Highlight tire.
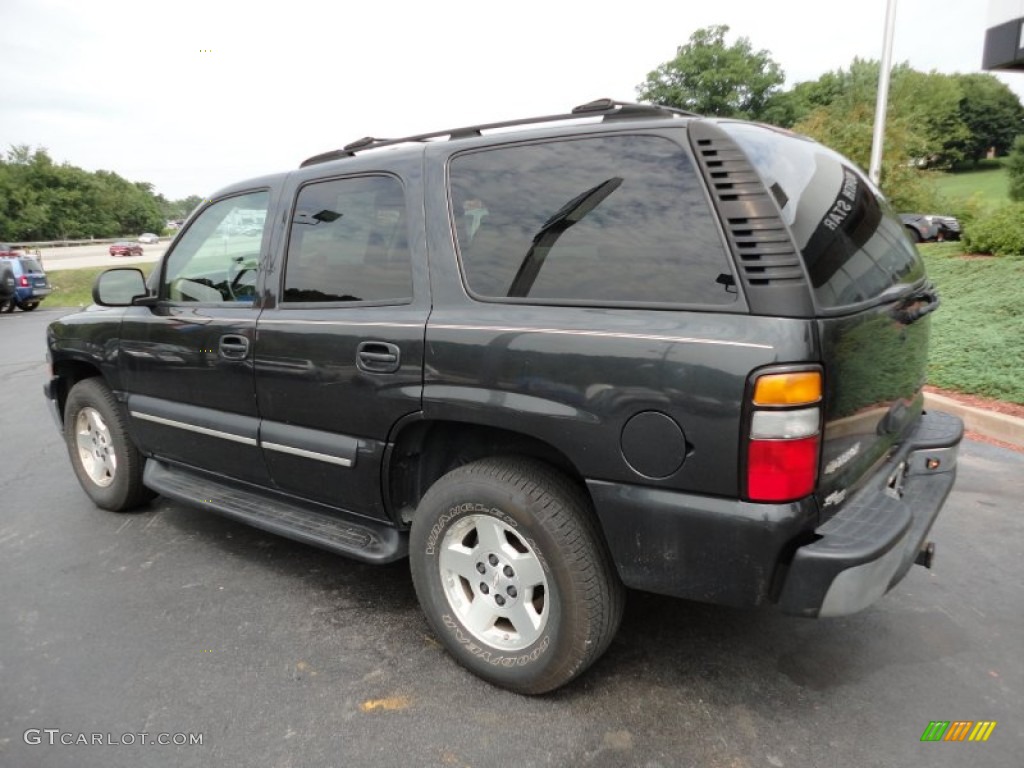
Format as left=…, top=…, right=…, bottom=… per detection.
left=906, top=226, right=923, bottom=243
left=0, top=297, right=14, bottom=313
left=409, top=457, right=624, bottom=694
left=63, top=378, right=155, bottom=512
left=17, top=301, right=39, bottom=311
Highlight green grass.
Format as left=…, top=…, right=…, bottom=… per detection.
left=934, top=166, right=1009, bottom=210
left=921, top=242, right=1024, bottom=404
left=47, top=264, right=153, bottom=308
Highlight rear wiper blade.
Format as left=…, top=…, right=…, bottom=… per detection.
left=507, top=177, right=623, bottom=298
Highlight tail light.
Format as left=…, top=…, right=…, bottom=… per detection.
left=745, top=369, right=823, bottom=502
left=18, top=275, right=29, bottom=287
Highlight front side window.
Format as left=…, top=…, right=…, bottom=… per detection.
left=162, top=190, right=269, bottom=303
left=283, top=175, right=412, bottom=304
left=449, top=135, right=734, bottom=305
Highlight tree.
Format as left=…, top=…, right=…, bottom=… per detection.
left=888, top=67, right=968, bottom=168
left=784, top=59, right=986, bottom=211
left=0, top=145, right=167, bottom=240
left=636, top=25, right=785, bottom=120
left=1008, top=135, right=1024, bottom=201
left=791, top=78, right=946, bottom=211
left=174, top=194, right=205, bottom=219
left=949, top=74, right=1024, bottom=165
left=759, top=72, right=848, bottom=128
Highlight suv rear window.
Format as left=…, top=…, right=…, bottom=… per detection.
left=20, top=258, right=43, bottom=273
left=720, top=122, right=924, bottom=309
left=449, top=135, right=735, bottom=306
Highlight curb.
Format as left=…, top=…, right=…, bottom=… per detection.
left=925, top=392, right=1024, bottom=449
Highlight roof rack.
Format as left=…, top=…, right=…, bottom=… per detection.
left=299, top=99, right=699, bottom=168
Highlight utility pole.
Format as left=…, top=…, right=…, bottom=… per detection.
left=868, top=0, right=899, bottom=186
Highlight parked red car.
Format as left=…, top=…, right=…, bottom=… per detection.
left=109, top=242, right=144, bottom=257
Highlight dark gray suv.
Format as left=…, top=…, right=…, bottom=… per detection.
left=44, top=99, right=963, bottom=693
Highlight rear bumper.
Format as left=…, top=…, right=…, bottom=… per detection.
left=17, top=286, right=51, bottom=302
left=588, top=483, right=819, bottom=610
left=777, top=410, right=963, bottom=617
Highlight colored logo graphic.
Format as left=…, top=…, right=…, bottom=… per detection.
left=921, top=721, right=997, bottom=742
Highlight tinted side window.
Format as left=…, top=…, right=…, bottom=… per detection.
left=163, top=190, right=269, bottom=303
left=721, top=122, right=925, bottom=308
left=283, top=175, right=412, bottom=304
left=449, top=135, right=734, bottom=305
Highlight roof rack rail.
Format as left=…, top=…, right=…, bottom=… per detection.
left=298, top=99, right=698, bottom=168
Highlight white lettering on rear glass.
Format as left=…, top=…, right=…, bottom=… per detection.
left=822, top=170, right=860, bottom=232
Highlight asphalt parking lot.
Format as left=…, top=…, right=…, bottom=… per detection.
left=1, top=308, right=1021, bottom=768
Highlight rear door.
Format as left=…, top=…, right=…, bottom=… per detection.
left=722, top=123, right=933, bottom=516
left=254, top=162, right=429, bottom=521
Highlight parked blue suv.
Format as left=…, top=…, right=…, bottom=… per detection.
left=0, top=254, right=51, bottom=312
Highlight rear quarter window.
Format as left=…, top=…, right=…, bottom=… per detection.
left=720, top=122, right=925, bottom=309
left=448, top=134, right=736, bottom=306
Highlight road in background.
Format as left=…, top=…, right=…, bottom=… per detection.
left=34, top=242, right=166, bottom=271
left=1, top=308, right=1021, bottom=768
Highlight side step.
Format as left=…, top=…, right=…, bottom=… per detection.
left=144, top=460, right=407, bottom=563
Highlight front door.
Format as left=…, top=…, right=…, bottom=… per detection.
left=254, top=171, right=428, bottom=520
left=118, top=189, right=272, bottom=485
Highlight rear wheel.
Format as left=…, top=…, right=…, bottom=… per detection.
left=17, top=301, right=39, bottom=311
left=409, top=457, right=624, bottom=694
left=63, top=378, right=155, bottom=511
left=906, top=226, right=923, bottom=243
left=0, top=298, right=14, bottom=313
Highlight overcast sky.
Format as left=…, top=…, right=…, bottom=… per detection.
left=1, top=0, right=1018, bottom=200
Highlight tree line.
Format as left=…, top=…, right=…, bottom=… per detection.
left=0, top=146, right=202, bottom=242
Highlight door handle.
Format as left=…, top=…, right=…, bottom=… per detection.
left=357, top=341, right=400, bottom=373
left=219, top=334, right=250, bottom=360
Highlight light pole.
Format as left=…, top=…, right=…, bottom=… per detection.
left=868, top=0, right=899, bottom=186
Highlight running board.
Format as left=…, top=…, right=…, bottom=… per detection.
left=144, top=460, right=407, bottom=563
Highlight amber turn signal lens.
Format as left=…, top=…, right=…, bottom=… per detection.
left=753, top=371, right=822, bottom=406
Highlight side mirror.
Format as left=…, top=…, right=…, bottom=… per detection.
left=92, top=268, right=151, bottom=307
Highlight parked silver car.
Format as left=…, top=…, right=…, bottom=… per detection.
left=899, top=213, right=961, bottom=243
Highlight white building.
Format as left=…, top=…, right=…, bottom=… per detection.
left=984, top=0, right=1024, bottom=70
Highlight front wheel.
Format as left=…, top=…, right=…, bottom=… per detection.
left=409, top=457, right=624, bottom=694
left=63, top=378, right=155, bottom=511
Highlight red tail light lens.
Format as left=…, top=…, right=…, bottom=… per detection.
left=747, top=436, right=819, bottom=501
left=18, top=275, right=29, bottom=286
